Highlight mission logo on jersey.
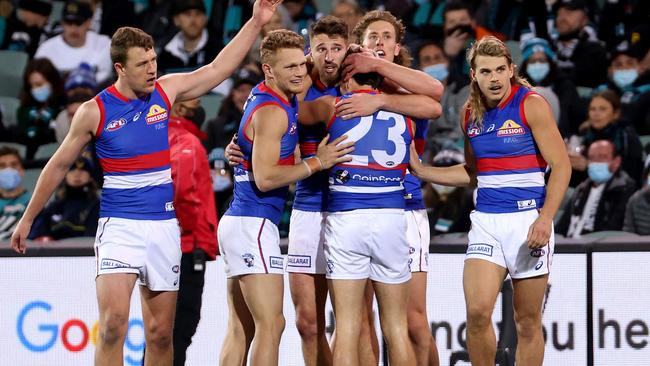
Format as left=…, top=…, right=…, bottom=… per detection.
left=496, top=120, right=525, bottom=137
left=146, top=104, right=168, bottom=124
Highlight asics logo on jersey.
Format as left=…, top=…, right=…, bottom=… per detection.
left=133, top=111, right=142, bottom=121
left=496, top=120, right=525, bottom=137
left=146, top=104, right=168, bottom=124
left=106, top=118, right=126, bottom=132
left=351, top=173, right=402, bottom=182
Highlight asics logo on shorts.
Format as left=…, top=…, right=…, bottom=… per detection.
left=100, top=258, right=132, bottom=270
left=535, top=261, right=544, bottom=270
left=242, top=253, right=255, bottom=267
left=467, top=243, right=493, bottom=257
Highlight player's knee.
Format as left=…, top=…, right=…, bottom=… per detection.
left=258, top=313, right=286, bottom=338
left=407, top=314, right=431, bottom=342
left=99, top=312, right=129, bottom=346
left=466, top=305, right=492, bottom=331
left=514, top=312, right=542, bottom=339
left=295, top=309, right=319, bottom=341
left=145, top=320, right=173, bottom=350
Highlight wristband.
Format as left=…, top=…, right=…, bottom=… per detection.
left=305, top=157, right=322, bottom=173
left=302, top=160, right=312, bottom=175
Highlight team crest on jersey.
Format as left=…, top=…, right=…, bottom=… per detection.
left=496, top=120, right=525, bottom=137
left=106, top=118, right=126, bottom=132
left=146, top=104, right=168, bottom=124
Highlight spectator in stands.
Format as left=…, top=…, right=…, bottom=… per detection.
left=29, top=156, right=99, bottom=240
left=0, top=0, right=52, bottom=57
left=204, top=71, right=260, bottom=154
left=52, top=63, right=97, bottom=143
left=331, top=0, right=364, bottom=38
left=138, top=0, right=177, bottom=52
left=557, top=140, right=637, bottom=237
left=442, top=1, right=504, bottom=85
left=567, top=90, right=644, bottom=186
left=0, top=146, right=31, bottom=241
left=623, top=24, right=650, bottom=135
left=519, top=36, right=586, bottom=136
left=34, top=0, right=112, bottom=83
left=168, top=98, right=218, bottom=366
left=417, top=41, right=468, bottom=154
left=422, top=149, right=473, bottom=235
left=623, top=157, right=650, bottom=235
left=283, top=0, right=317, bottom=36
left=16, top=58, right=64, bottom=159
left=157, top=0, right=223, bottom=76
left=552, top=0, right=608, bottom=89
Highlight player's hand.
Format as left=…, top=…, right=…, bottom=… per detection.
left=335, top=93, right=383, bottom=120
left=11, top=219, right=32, bottom=254
left=341, top=49, right=380, bottom=81
left=225, top=135, right=244, bottom=166
left=252, top=0, right=282, bottom=27
left=526, top=214, right=552, bottom=249
left=316, top=134, right=354, bottom=169
left=408, top=142, right=425, bottom=178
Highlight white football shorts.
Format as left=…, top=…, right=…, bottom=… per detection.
left=287, top=209, right=327, bottom=274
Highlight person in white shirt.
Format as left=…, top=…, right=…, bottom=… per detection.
left=35, top=0, right=112, bottom=83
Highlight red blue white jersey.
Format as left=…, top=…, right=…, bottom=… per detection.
left=465, top=85, right=547, bottom=213
left=293, top=79, right=341, bottom=212
left=404, top=118, right=429, bottom=211
left=327, top=90, right=413, bottom=212
left=94, top=83, right=175, bottom=220
left=225, top=82, right=299, bottom=225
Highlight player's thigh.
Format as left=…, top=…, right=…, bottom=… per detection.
left=139, top=287, right=178, bottom=333
left=407, top=272, right=428, bottom=314
left=240, top=273, right=285, bottom=323
left=289, top=272, right=328, bottom=314
left=373, top=280, right=410, bottom=328
left=96, top=273, right=138, bottom=315
left=287, top=210, right=327, bottom=274
left=463, top=259, right=507, bottom=314
left=512, top=274, right=549, bottom=320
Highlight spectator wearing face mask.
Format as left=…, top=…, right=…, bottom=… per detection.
left=556, top=139, right=637, bottom=237
left=520, top=37, right=587, bottom=137
left=168, top=98, right=218, bottom=366
left=29, top=156, right=100, bottom=240
left=623, top=157, right=650, bottom=235
left=0, top=146, right=31, bottom=241
left=422, top=149, right=473, bottom=235
left=15, top=58, right=65, bottom=159
left=417, top=40, right=469, bottom=154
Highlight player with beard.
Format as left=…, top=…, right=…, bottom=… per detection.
left=11, top=2, right=283, bottom=365
left=226, top=14, right=442, bottom=366
left=409, top=36, right=570, bottom=366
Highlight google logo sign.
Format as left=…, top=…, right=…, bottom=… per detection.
left=17, top=301, right=144, bottom=365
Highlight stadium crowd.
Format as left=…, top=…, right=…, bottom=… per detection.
left=1, top=0, right=650, bottom=241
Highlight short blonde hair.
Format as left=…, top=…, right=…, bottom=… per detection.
left=260, top=30, right=306, bottom=65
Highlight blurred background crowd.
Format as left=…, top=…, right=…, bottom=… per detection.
left=1, top=0, right=650, bottom=243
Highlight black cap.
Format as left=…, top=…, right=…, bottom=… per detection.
left=18, top=0, right=53, bottom=16
left=557, top=0, right=588, bottom=12
left=171, top=0, right=206, bottom=16
left=63, top=1, right=93, bottom=24
left=232, top=68, right=262, bottom=89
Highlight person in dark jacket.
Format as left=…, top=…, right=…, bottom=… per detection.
left=567, top=90, right=644, bottom=186
left=0, top=0, right=52, bottom=57
left=557, top=140, right=637, bottom=237
left=157, top=0, right=223, bottom=76
left=29, top=156, right=99, bottom=240
left=168, top=98, right=218, bottom=366
left=623, top=158, right=650, bottom=235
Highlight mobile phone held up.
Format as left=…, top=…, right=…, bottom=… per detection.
left=447, top=24, right=473, bottom=37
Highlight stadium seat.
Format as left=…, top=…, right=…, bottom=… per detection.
left=22, top=168, right=42, bottom=193
left=34, top=142, right=60, bottom=161
left=200, top=93, right=224, bottom=122
left=0, top=142, right=27, bottom=159
left=0, top=96, right=20, bottom=126
left=0, top=50, right=29, bottom=98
